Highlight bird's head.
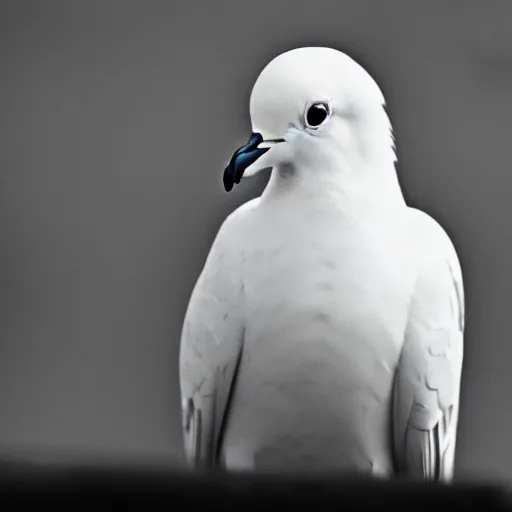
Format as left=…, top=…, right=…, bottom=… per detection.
left=223, top=47, right=396, bottom=192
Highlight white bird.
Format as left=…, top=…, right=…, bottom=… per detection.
left=179, top=47, right=464, bottom=481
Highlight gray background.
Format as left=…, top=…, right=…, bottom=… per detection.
left=1, top=0, right=511, bottom=482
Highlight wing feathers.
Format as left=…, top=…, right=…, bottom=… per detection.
left=180, top=204, right=253, bottom=469
left=393, top=211, right=464, bottom=482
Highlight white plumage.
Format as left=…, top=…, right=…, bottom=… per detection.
left=179, top=47, right=464, bottom=480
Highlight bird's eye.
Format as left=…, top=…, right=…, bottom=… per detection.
left=305, top=102, right=330, bottom=128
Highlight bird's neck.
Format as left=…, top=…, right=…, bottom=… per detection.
left=261, top=160, right=406, bottom=212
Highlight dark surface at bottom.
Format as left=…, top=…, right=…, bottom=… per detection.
left=0, top=460, right=511, bottom=509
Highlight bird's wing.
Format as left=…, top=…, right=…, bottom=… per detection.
left=393, top=210, right=465, bottom=481
left=179, top=203, right=253, bottom=469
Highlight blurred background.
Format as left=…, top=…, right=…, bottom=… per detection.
left=0, top=0, right=511, bottom=482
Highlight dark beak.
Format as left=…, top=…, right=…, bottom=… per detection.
left=223, top=132, right=283, bottom=192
